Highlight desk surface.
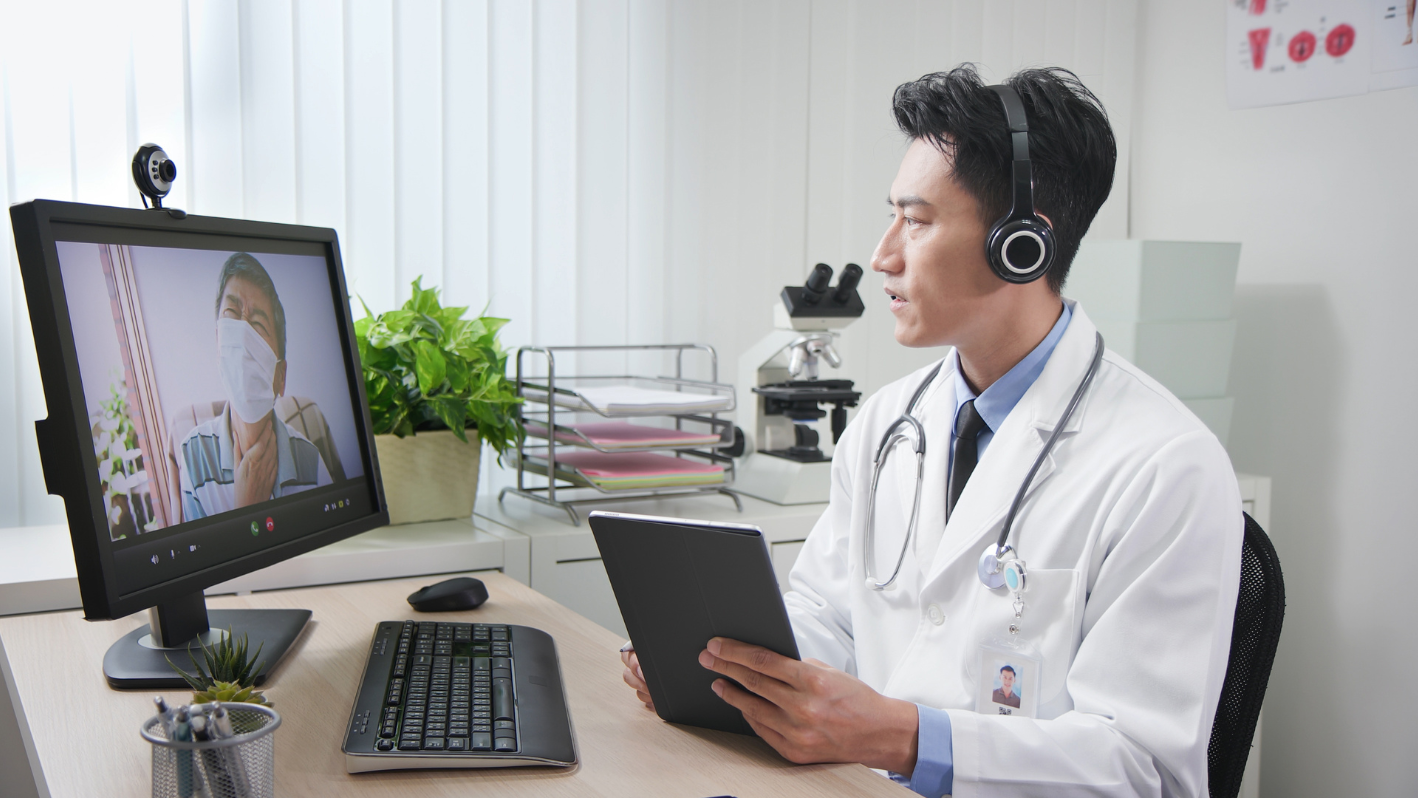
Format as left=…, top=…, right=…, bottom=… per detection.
left=0, top=572, right=907, bottom=798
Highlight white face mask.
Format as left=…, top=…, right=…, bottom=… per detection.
left=217, top=318, right=281, bottom=424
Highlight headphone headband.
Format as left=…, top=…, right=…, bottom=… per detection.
left=983, top=83, right=1055, bottom=284
left=987, top=84, right=1035, bottom=224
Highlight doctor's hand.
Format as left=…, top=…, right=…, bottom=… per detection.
left=233, top=420, right=278, bottom=508
left=619, top=647, right=656, bottom=711
left=699, top=637, right=919, bottom=775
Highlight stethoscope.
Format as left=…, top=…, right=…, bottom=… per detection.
left=863, top=332, right=1105, bottom=592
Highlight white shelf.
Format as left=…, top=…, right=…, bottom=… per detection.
left=0, top=515, right=529, bottom=617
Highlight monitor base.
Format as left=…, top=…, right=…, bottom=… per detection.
left=102, top=608, right=312, bottom=690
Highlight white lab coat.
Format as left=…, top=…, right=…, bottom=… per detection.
left=785, top=302, right=1242, bottom=798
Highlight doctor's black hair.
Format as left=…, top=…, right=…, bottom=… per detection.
left=891, top=65, right=1116, bottom=293
left=215, top=252, right=287, bottom=359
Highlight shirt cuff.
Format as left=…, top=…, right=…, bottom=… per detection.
left=907, top=704, right=954, bottom=798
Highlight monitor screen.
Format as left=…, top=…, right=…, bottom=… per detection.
left=12, top=204, right=386, bottom=617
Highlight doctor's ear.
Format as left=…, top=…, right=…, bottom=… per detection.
left=273, top=360, right=287, bottom=397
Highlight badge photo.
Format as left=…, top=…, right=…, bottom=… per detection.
left=976, top=640, right=1041, bottom=718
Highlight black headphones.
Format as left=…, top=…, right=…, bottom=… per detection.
left=984, top=84, right=1055, bottom=284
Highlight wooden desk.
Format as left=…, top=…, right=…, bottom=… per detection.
left=0, top=572, right=907, bottom=798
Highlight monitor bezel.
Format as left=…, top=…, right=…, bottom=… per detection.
left=10, top=199, right=389, bottom=620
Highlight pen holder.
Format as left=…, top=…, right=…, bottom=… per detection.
left=141, top=704, right=281, bottom=798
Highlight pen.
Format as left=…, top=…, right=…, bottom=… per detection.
left=211, top=704, right=253, bottom=798
left=173, top=707, right=195, bottom=798
left=187, top=714, right=216, bottom=798
left=154, top=697, right=175, bottom=736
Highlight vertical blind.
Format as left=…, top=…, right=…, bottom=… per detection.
left=0, top=0, right=1137, bottom=528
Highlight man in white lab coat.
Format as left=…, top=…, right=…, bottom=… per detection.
left=622, top=65, right=1241, bottom=798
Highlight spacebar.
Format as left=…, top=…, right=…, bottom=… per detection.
left=493, top=678, right=515, bottom=721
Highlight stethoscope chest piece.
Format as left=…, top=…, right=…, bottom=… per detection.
left=978, top=544, right=1028, bottom=591
left=978, top=544, right=1012, bottom=589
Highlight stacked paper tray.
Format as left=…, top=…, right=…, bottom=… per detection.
left=515, top=450, right=725, bottom=491
left=524, top=420, right=724, bottom=451
left=521, top=384, right=732, bottom=416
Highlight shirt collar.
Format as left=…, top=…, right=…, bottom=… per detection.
left=951, top=302, right=1072, bottom=434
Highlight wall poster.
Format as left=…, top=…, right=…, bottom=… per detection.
left=1227, top=1, right=1417, bottom=108
left=1371, top=1, right=1418, bottom=89
left=1227, top=0, right=1371, bottom=108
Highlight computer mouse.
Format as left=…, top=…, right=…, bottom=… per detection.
left=407, top=577, right=489, bottom=612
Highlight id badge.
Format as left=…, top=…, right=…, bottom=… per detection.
left=975, top=558, right=1040, bottom=717
left=975, top=637, right=1041, bottom=718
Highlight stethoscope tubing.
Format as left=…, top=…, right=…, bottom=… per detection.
left=992, top=331, right=1105, bottom=554
left=862, top=331, right=1105, bottom=591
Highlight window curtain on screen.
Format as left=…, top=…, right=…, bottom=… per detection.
left=97, top=244, right=175, bottom=534
left=0, top=0, right=1138, bottom=528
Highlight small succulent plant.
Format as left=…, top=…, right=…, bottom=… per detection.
left=167, top=627, right=272, bottom=706
left=190, top=680, right=270, bottom=707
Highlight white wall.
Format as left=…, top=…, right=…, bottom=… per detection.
left=0, top=0, right=1140, bottom=525
left=1130, top=3, right=1418, bottom=797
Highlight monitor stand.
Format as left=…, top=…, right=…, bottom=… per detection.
left=102, top=590, right=311, bottom=690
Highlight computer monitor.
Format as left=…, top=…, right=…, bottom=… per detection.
left=9, top=199, right=389, bottom=688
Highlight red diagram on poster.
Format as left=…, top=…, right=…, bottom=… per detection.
left=1248, top=28, right=1272, bottom=70
left=1289, top=31, right=1318, bottom=62
left=1325, top=24, right=1356, bottom=57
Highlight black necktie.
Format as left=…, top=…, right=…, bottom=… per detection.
left=948, top=399, right=990, bottom=519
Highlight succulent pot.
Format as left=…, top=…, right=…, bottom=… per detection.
left=373, top=429, right=481, bottom=525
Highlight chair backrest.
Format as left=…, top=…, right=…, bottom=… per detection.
left=1207, top=512, right=1285, bottom=798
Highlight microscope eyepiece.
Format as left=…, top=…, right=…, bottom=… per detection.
left=833, top=263, right=862, bottom=304
left=802, top=263, right=834, bottom=305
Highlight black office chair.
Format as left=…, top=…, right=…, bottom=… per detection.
left=1207, top=512, right=1285, bottom=798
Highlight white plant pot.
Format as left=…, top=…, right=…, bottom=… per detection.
left=374, top=429, right=481, bottom=525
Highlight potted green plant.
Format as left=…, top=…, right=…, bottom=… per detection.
left=355, top=278, right=521, bottom=525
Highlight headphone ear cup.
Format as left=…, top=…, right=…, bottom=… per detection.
left=987, top=218, right=1056, bottom=284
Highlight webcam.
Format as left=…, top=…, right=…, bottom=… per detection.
left=131, top=144, right=184, bottom=217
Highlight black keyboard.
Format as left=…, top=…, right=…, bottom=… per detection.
left=342, top=620, right=577, bottom=772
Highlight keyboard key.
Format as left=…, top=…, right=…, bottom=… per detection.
left=471, top=732, right=493, bottom=750
left=493, top=680, right=515, bottom=721
left=447, top=737, right=467, bottom=751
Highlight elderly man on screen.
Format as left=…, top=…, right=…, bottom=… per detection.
left=178, top=252, right=331, bottom=520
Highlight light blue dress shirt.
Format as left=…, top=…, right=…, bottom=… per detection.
left=892, top=303, right=1072, bottom=798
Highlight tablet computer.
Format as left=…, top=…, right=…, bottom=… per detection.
left=588, top=510, right=800, bottom=736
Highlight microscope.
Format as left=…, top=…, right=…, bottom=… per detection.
left=733, top=264, right=864, bottom=505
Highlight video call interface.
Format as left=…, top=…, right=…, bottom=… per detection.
left=55, top=235, right=373, bottom=595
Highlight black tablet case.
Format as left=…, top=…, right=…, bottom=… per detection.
left=588, top=511, right=801, bottom=736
